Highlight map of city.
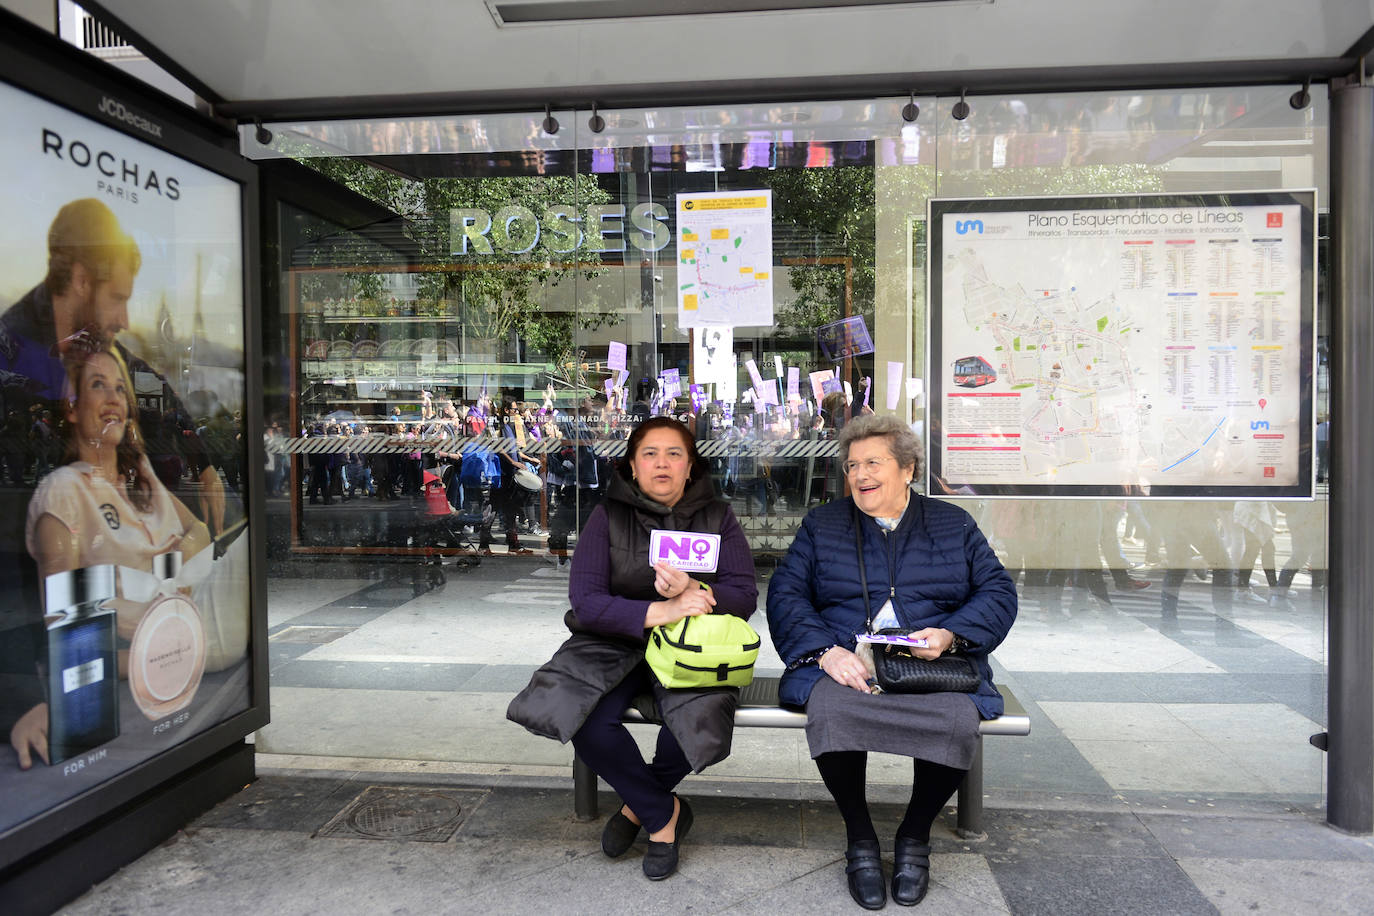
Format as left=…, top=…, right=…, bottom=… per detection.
left=946, top=246, right=1267, bottom=488
left=953, top=247, right=1144, bottom=480
left=676, top=191, right=774, bottom=328
left=932, top=195, right=1310, bottom=496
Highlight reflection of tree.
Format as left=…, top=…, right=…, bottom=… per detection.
left=761, top=163, right=1164, bottom=334
left=761, top=167, right=877, bottom=336
left=295, top=154, right=617, bottom=369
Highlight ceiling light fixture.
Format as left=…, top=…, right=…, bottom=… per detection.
left=1289, top=77, right=1312, bottom=110
left=951, top=89, right=970, bottom=121
left=901, top=91, right=920, bottom=123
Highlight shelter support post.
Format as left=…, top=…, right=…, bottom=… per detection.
left=1327, top=67, right=1374, bottom=834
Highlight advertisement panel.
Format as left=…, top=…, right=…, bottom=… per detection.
left=0, top=64, right=256, bottom=861
left=928, top=192, right=1315, bottom=498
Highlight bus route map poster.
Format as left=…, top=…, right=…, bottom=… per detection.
left=927, top=191, right=1315, bottom=499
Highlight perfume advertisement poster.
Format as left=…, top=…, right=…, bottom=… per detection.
left=0, top=78, right=250, bottom=838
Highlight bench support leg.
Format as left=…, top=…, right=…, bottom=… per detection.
left=956, top=738, right=985, bottom=839
left=573, top=754, right=599, bottom=821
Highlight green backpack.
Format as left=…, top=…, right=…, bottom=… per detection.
left=646, top=614, right=761, bottom=689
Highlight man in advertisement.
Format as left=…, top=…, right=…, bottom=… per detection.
left=0, top=198, right=229, bottom=770
left=0, top=198, right=226, bottom=531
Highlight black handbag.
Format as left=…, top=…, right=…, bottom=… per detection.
left=870, top=633, right=981, bottom=694
left=853, top=506, right=980, bottom=695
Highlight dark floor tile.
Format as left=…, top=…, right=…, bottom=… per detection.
left=1183, top=644, right=1325, bottom=675
left=269, top=643, right=316, bottom=670
left=457, top=784, right=591, bottom=842
left=973, top=809, right=1169, bottom=859
left=985, top=733, right=1114, bottom=795
left=272, top=659, right=484, bottom=691
left=1123, top=673, right=1270, bottom=705
left=1232, top=672, right=1327, bottom=724
left=449, top=663, right=544, bottom=693
left=322, top=580, right=435, bottom=607
left=684, top=794, right=810, bottom=848
left=191, top=774, right=360, bottom=833
left=989, top=852, right=1218, bottom=915
left=280, top=605, right=394, bottom=628
left=1006, top=672, right=1154, bottom=704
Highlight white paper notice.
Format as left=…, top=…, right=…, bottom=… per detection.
left=907, top=377, right=924, bottom=406
left=607, top=341, right=627, bottom=372
left=676, top=190, right=774, bottom=329
left=886, top=361, right=904, bottom=410
left=787, top=367, right=800, bottom=401
left=693, top=326, right=736, bottom=400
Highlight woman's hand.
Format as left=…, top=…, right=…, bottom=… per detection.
left=906, top=627, right=955, bottom=660
left=10, top=703, right=49, bottom=769
left=820, top=646, right=874, bottom=693
left=652, top=561, right=692, bottom=599
left=645, top=584, right=716, bottom=628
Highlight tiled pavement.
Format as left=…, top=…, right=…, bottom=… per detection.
left=55, top=553, right=1368, bottom=914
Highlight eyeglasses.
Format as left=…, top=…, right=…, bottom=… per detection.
left=842, top=456, right=895, bottom=476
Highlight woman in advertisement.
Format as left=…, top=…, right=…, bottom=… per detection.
left=8, top=343, right=210, bottom=768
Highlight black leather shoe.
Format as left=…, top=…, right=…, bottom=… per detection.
left=844, top=839, right=886, bottom=910
left=642, top=796, right=693, bottom=880
left=601, top=809, right=640, bottom=858
left=891, top=837, right=931, bottom=906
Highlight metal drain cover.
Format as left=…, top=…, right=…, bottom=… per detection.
left=317, top=786, right=483, bottom=842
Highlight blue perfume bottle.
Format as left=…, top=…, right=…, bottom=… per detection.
left=44, top=565, right=119, bottom=765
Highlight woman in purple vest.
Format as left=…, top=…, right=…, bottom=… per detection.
left=508, top=417, right=757, bottom=880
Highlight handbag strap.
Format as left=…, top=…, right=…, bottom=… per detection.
left=852, top=503, right=873, bottom=631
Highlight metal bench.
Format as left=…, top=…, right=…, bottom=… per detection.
left=572, top=677, right=1030, bottom=837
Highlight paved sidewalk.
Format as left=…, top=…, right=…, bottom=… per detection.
left=56, top=758, right=1374, bottom=915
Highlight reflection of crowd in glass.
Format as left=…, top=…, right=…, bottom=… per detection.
left=2, top=402, right=242, bottom=494
left=286, top=378, right=1328, bottom=613
left=285, top=379, right=871, bottom=557
left=984, top=497, right=1326, bottom=618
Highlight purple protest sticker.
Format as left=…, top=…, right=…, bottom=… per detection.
left=648, top=529, right=721, bottom=573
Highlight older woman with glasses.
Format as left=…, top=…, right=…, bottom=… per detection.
left=767, top=414, right=1016, bottom=909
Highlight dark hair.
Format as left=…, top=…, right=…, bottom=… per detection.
left=45, top=198, right=141, bottom=296
left=618, top=416, right=701, bottom=481
left=60, top=346, right=154, bottom=512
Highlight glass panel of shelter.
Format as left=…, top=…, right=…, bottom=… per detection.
left=928, top=87, right=1330, bottom=800
left=258, top=88, right=1329, bottom=798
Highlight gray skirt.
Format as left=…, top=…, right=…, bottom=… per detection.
left=804, top=677, right=981, bottom=770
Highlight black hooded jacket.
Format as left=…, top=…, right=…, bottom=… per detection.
left=507, top=456, right=758, bottom=772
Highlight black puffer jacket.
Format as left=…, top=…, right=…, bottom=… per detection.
left=507, top=458, right=758, bottom=772
left=767, top=494, right=1017, bottom=716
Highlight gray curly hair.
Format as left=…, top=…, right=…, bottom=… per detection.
left=836, top=414, right=924, bottom=478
